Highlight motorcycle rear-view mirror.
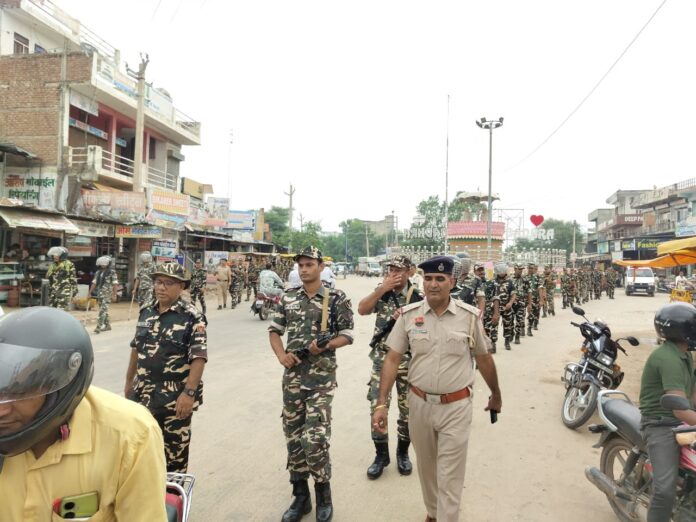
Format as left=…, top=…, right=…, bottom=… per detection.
left=661, top=394, right=691, bottom=412
left=626, top=336, right=639, bottom=346
left=572, top=306, right=585, bottom=316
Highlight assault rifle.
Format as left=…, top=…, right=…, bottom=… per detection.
left=294, top=331, right=334, bottom=360
left=368, top=288, right=422, bottom=349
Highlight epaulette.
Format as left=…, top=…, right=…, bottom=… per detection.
left=400, top=301, right=424, bottom=314
left=454, top=299, right=482, bottom=317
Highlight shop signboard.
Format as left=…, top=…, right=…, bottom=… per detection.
left=226, top=210, right=256, bottom=230
left=621, top=239, right=636, bottom=251
left=69, top=219, right=114, bottom=238
left=149, top=189, right=190, bottom=216
left=597, top=241, right=609, bottom=254
left=676, top=221, right=696, bottom=238
left=204, top=251, right=230, bottom=270
left=182, top=178, right=213, bottom=200
left=115, top=225, right=162, bottom=239
left=80, top=190, right=146, bottom=222
left=152, top=239, right=177, bottom=259
left=3, top=172, right=59, bottom=209
left=65, top=236, right=95, bottom=257
left=206, top=197, right=229, bottom=227
left=636, top=239, right=660, bottom=250
left=69, top=89, right=99, bottom=116
left=146, top=209, right=188, bottom=230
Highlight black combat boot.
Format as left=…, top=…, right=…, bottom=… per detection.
left=366, top=441, right=390, bottom=479
left=314, top=482, right=333, bottom=522
left=514, top=334, right=520, bottom=345
left=505, top=339, right=511, bottom=350
left=396, top=439, right=412, bottom=475
left=542, top=310, right=547, bottom=318
left=520, top=328, right=525, bottom=337
left=282, top=480, right=312, bottom=522
left=533, top=322, right=538, bottom=331
left=489, top=342, right=496, bottom=354
left=527, top=327, right=533, bottom=337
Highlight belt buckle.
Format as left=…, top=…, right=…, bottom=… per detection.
left=424, top=392, right=441, bottom=404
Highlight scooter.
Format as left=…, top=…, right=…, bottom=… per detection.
left=166, top=472, right=195, bottom=522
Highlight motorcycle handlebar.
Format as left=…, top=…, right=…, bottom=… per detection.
left=571, top=321, right=582, bottom=328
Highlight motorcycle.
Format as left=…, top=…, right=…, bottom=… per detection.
left=560, top=306, right=639, bottom=429
left=166, top=472, right=195, bottom=522
left=585, top=392, right=696, bottom=521
left=251, top=290, right=281, bottom=320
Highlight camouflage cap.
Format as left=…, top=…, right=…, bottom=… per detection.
left=151, top=262, right=190, bottom=287
left=527, top=262, right=537, bottom=268
left=385, top=255, right=412, bottom=269
left=513, top=263, right=524, bottom=270
left=474, top=263, right=485, bottom=270
left=294, top=245, right=323, bottom=262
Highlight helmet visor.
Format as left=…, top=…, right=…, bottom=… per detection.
left=0, top=344, right=83, bottom=404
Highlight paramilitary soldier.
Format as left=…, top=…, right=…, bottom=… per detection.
left=46, top=246, right=77, bottom=310
left=246, top=259, right=260, bottom=301
left=605, top=266, right=617, bottom=299
left=511, top=263, right=530, bottom=344
left=269, top=246, right=354, bottom=522
left=125, top=262, right=208, bottom=473
left=358, top=255, right=423, bottom=480
left=89, top=255, right=118, bottom=334
left=526, top=263, right=546, bottom=336
left=189, top=258, right=207, bottom=314
left=542, top=265, right=556, bottom=317
left=488, top=263, right=517, bottom=352
left=457, top=255, right=486, bottom=313
left=133, top=252, right=155, bottom=307
left=560, top=267, right=572, bottom=309
left=229, top=260, right=244, bottom=308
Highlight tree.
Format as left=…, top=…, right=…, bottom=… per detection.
left=401, top=195, right=477, bottom=250
left=264, top=206, right=290, bottom=239
left=511, top=219, right=584, bottom=255
left=335, top=219, right=386, bottom=261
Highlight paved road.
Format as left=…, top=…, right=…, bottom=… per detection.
left=89, top=276, right=667, bottom=521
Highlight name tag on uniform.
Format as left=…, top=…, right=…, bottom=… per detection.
left=412, top=328, right=429, bottom=335
left=136, top=321, right=150, bottom=328
left=285, top=303, right=300, bottom=311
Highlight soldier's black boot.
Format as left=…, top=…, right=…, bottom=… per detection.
left=282, top=480, right=312, bottom=522
left=505, top=339, right=511, bottom=350
left=542, top=310, right=547, bottom=318
left=396, top=439, right=412, bottom=475
left=527, top=327, right=533, bottom=337
left=520, top=328, right=525, bottom=337
left=514, top=334, right=520, bottom=345
left=314, top=482, right=333, bottom=522
left=366, top=441, right=390, bottom=479
left=489, top=342, right=496, bottom=354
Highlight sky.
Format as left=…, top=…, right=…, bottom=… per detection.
left=56, top=0, right=696, bottom=233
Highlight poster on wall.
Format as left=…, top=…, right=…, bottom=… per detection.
left=204, top=251, right=229, bottom=270
left=206, top=197, right=229, bottom=227
left=3, top=172, right=60, bottom=209
left=226, top=210, right=256, bottom=230
left=151, top=240, right=177, bottom=260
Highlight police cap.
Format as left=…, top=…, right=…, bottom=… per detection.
left=418, top=256, right=454, bottom=275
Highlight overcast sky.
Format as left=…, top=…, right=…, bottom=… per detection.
left=57, top=0, right=695, bottom=233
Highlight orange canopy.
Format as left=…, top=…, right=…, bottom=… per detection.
left=614, top=250, right=696, bottom=268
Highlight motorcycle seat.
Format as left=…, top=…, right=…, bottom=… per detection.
left=603, top=399, right=645, bottom=450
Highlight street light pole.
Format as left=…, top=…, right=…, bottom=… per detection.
left=476, top=117, right=504, bottom=260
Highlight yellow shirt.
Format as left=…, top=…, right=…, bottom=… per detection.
left=0, top=386, right=167, bottom=522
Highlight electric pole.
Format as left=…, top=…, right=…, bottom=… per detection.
left=284, top=184, right=295, bottom=252
left=128, top=53, right=149, bottom=192
left=475, top=116, right=504, bottom=260
left=365, top=225, right=370, bottom=257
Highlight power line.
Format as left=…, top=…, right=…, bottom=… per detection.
left=504, top=0, right=668, bottom=173
left=150, top=0, right=163, bottom=22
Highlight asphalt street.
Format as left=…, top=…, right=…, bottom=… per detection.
left=89, top=276, right=667, bottom=521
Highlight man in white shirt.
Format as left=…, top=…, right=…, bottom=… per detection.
left=675, top=270, right=689, bottom=290
left=259, top=263, right=284, bottom=297
left=288, top=263, right=301, bottom=288
left=321, top=265, right=336, bottom=289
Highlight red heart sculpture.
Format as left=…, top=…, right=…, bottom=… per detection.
left=530, top=215, right=544, bottom=227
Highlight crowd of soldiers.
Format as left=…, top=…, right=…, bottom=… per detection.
left=559, top=265, right=618, bottom=307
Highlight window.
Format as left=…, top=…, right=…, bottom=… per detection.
left=34, top=44, right=46, bottom=54
left=149, top=136, right=156, bottom=159
left=13, top=33, right=29, bottom=54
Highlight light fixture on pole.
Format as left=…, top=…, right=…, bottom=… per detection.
left=476, top=117, right=504, bottom=260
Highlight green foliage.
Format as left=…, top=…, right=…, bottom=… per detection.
left=265, top=206, right=290, bottom=238
left=511, top=219, right=584, bottom=254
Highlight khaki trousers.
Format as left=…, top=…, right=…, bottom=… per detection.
left=408, top=391, right=473, bottom=522
left=217, top=281, right=229, bottom=306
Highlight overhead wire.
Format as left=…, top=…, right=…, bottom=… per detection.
left=504, top=0, right=668, bottom=173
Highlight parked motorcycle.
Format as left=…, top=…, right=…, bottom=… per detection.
left=585, top=392, right=696, bottom=521
left=251, top=290, right=281, bottom=320
left=560, top=306, right=639, bottom=429
left=166, top=472, right=195, bottom=522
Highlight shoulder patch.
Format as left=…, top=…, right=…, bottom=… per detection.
left=455, top=300, right=482, bottom=317
left=401, top=301, right=424, bottom=313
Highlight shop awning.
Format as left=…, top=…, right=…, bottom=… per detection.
left=657, top=237, right=696, bottom=256
left=614, top=250, right=696, bottom=268
left=0, top=141, right=38, bottom=159
left=0, top=208, right=80, bottom=234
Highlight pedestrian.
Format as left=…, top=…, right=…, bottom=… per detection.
left=189, top=258, right=207, bottom=314
left=358, top=255, right=422, bottom=480
left=511, top=263, right=529, bottom=344
left=268, top=246, right=354, bottom=522
left=133, top=252, right=155, bottom=307
left=259, top=262, right=284, bottom=297
left=125, top=262, right=207, bottom=473
left=288, top=262, right=301, bottom=288
left=409, top=265, right=424, bottom=293
left=0, top=307, right=168, bottom=521
left=215, top=258, right=232, bottom=309
left=89, top=255, right=118, bottom=334
left=46, top=246, right=77, bottom=310
left=372, top=255, right=502, bottom=522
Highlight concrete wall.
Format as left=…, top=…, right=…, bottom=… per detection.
left=0, top=6, right=67, bottom=56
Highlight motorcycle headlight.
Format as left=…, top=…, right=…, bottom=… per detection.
left=598, top=353, right=613, bottom=367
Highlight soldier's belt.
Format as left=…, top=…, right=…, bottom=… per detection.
left=410, top=384, right=470, bottom=404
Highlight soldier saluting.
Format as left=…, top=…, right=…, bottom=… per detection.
left=358, top=255, right=422, bottom=480
left=269, top=246, right=354, bottom=522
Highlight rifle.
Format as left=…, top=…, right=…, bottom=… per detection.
left=293, top=288, right=337, bottom=360
left=369, top=286, right=421, bottom=349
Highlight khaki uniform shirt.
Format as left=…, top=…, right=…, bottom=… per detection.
left=386, top=297, right=489, bottom=394
left=215, top=265, right=231, bottom=282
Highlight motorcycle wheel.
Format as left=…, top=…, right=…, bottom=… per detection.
left=561, top=382, right=599, bottom=429
left=600, top=437, right=651, bottom=521
left=258, top=303, right=268, bottom=321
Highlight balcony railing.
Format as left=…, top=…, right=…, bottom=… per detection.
left=101, top=149, right=134, bottom=177
left=147, top=165, right=178, bottom=192
left=68, top=146, right=133, bottom=180
left=640, top=221, right=675, bottom=235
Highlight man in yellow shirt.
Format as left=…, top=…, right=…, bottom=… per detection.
left=0, top=307, right=167, bottom=522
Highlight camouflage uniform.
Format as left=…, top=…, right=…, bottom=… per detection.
left=189, top=266, right=207, bottom=314
left=269, top=284, right=354, bottom=484
left=458, top=273, right=485, bottom=309
left=606, top=268, right=617, bottom=299
left=543, top=268, right=556, bottom=316
left=486, top=276, right=516, bottom=349
left=367, top=283, right=422, bottom=443
left=246, top=264, right=259, bottom=301
left=581, top=268, right=590, bottom=303
left=593, top=269, right=603, bottom=300
left=512, top=268, right=530, bottom=340
left=93, top=267, right=118, bottom=332
left=130, top=297, right=207, bottom=473
left=136, top=264, right=156, bottom=306
left=229, top=265, right=244, bottom=307
left=561, top=270, right=572, bottom=308
left=46, top=259, right=77, bottom=310
left=527, top=268, right=542, bottom=333
left=483, top=278, right=499, bottom=346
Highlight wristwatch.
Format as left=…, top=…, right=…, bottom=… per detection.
left=183, top=387, right=196, bottom=398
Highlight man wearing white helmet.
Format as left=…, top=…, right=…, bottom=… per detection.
left=89, top=256, right=118, bottom=334
left=133, top=252, right=155, bottom=306
left=46, top=246, right=77, bottom=310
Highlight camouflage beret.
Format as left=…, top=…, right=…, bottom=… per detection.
left=385, top=255, right=412, bottom=269
left=474, top=263, right=485, bottom=270
left=294, top=245, right=323, bottom=262
left=151, top=262, right=190, bottom=287
left=513, top=263, right=524, bottom=269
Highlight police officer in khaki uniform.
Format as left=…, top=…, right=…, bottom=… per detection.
left=372, top=256, right=502, bottom=522
left=215, top=259, right=232, bottom=309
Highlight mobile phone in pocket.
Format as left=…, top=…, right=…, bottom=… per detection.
left=53, top=491, right=99, bottom=519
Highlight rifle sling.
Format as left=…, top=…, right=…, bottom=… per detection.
left=320, top=287, right=330, bottom=332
